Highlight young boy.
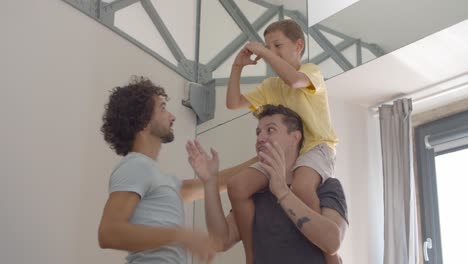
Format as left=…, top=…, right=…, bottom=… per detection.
left=226, top=20, right=340, bottom=264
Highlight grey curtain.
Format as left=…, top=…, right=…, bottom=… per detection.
left=379, top=99, right=419, bottom=264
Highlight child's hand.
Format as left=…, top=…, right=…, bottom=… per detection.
left=233, top=46, right=261, bottom=67
left=245, top=41, right=268, bottom=57
left=186, top=140, right=219, bottom=183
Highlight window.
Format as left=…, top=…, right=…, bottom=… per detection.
left=415, top=110, right=468, bottom=263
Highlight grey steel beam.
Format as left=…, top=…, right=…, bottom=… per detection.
left=99, top=0, right=115, bottom=26
left=215, top=76, right=269, bottom=86
left=62, top=0, right=193, bottom=81
left=285, top=9, right=357, bottom=69
left=250, top=0, right=308, bottom=22
left=309, top=26, right=353, bottom=71
left=362, top=43, right=385, bottom=57
left=205, top=7, right=279, bottom=72
left=194, top=0, right=201, bottom=83
left=63, top=0, right=101, bottom=17
left=277, top=11, right=384, bottom=67
left=248, top=0, right=278, bottom=9
left=283, top=10, right=308, bottom=32
left=356, top=39, right=362, bottom=66
left=310, top=39, right=355, bottom=65
left=140, top=0, right=186, bottom=62
left=100, top=11, right=115, bottom=26
left=111, top=27, right=194, bottom=81
left=278, top=5, right=284, bottom=20
left=100, top=0, right=140, bottom=26
left=314, top=24, right=355, bottom=43
left=101, top=0, right=140, bottom=14
left=219, top=0, right=263, bottom=43
left=315, top=24, right=384, bottom=59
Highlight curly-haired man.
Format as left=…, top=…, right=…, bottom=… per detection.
left=97, top=76, right=217, bottom=264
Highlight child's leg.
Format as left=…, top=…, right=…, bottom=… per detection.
left=291, top=144, right=336, bottom=214
left=227, top=166, right=268, bottom=264
left=291, top=166, right=322, bottom=212
left=291, top=144, right=338, bottom=263
left=291, top=167, right=342, bottom=264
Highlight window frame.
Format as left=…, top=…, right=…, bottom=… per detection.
left=415, top=109, right=468, bottom=263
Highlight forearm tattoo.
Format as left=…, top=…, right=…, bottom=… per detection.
left=287, top=208, right=310, bottom=230
left=296, top=217, right=311, bottom=229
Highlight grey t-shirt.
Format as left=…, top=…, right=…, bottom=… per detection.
left=252, top=178, right=348, bottom=264
left=109, top=152, right=186, bottom=264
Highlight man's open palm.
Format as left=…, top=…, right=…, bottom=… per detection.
left=186, top=140, right=219, bottom=182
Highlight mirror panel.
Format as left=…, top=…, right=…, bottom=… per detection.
left=63, top=0, right=468, bottom=83
left=309, top=0, right=468, bottom=79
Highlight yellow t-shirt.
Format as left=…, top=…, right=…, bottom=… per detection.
left=243, top=63, right=338, bottom=155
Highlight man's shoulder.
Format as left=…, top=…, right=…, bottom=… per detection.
left=122, top=153, right=156, bottom=167
left=318, top=178, right=346, bottom=201
left=319, top=178, right=343, bottom=192
left=110, top=153, right=158, bottom=180
left=318, top=178, right=348, bottom=223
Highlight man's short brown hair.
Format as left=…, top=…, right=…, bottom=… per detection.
left=254, top=104, right=304, bottom=152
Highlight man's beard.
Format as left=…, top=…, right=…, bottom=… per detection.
left=160, top=132, right=174, bottom=143
left=151, top=125, right=174, bottom=143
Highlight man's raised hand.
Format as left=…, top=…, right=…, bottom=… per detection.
left=186, top=140, right=219, bottom=183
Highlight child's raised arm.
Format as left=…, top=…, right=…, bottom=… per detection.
left=244, top=41, right=310, bottom=89
left=226, top=47, right=258, bottom=109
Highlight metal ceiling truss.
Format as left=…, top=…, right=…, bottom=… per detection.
left=220, top=0, right=264, bottom=43
left=63, top=0, right=384, bottom=84
left=309, top=26, right=353, bottom=71
left=62, top=0, right=384, bottom=123
left=63, top=0, right=193, bottom=81
left=204, top=6, right=279, bottom=74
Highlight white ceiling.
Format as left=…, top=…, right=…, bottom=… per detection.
left=321, top=0, right=468, bottom=53
left=326, top=19, right=468, bottom=114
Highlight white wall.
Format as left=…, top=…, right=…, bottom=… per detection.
left=193, top=83, right=385, bottom=264
left=329, top=98, right=384, bottom=264
left=194, top=84, right=258, bottom=264
left=1, top=1, right=197, bottom=263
